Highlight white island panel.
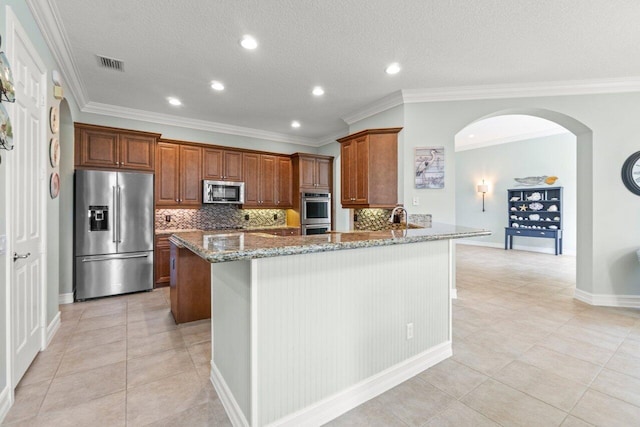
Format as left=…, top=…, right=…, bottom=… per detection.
left=211, top=239, right=452, bottom=426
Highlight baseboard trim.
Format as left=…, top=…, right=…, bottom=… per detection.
left=211, top=342, right=452, bottom=427
left=45, top=311, right=61, bottom=348
left=58, top=293, right=74, bottom=304
left=210, top=362, right=250, bottom=427
left=266, top=341, right=452, bottom=427
left=574, top=289, right=640, bottom=308
left=0, top=384, right=12, bottom=425
left=456, top=239, right=576, bottom=256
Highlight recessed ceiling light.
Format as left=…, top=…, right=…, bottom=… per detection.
left=291, top=121, right=301, bottom=128
left=167, top=97, right=182, bottom=106
left=469, top=134, right=475, bottom=138
left=211, top=81, right=225, bottom=91
left=240, top=35, right=258, bottom=50
left=312, top=86, right=325, bottom=96
left=385, top=62, right=401, bottom=75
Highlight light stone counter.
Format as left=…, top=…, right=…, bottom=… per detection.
left=169, top=223, right=489, bottom=263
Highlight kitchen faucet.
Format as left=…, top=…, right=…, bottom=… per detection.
left=389, top=206, right=408, bottom=230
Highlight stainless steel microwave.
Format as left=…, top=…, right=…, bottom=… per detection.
left=203, top=180, right=245, bottom=204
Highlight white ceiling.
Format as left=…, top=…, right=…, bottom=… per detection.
left=29, top=0, right=640, bottom=146
left=455, top=115, right=570, bottom=151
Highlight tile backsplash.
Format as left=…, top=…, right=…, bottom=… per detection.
left=353, top=208, right=432, bottom=231
left=155, top=205, right=287, bottom=230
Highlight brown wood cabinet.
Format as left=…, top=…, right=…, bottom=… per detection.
left=155, top=141, right=202, bottom=207
left=170, top=241, right=211, bottom=324
left=243, top=153, right=292, bottom=208
left=203, top=148, right=243, bottom=181
left=337, top=128, right=402, bottom=208
left=75, top=123, right=158, bottom=171
left=292, top=154, right=332, bottom=191
left=154, top=235, right=171, bottom=287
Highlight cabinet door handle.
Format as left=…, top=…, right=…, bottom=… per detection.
left=540, top=232, right=545, bottom=235
left=172, top=258, right=175, bottom=270
left=13, top=252, right=31, bottom=262
left=175, top=199, right=179, bottom=202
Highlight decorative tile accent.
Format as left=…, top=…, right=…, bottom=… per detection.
left=353, top=209, right=432, bottom=230
left=155, top=205, right=287, bottom=230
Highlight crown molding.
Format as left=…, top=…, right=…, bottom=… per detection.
left=455, top=128, right=571, bottom=152
left=341, top=91, right=404, bottom=125
left=82, top=102, right=320, bottom=147
left=402, top=77, right=640, bottom=103
left=315, top=129, right=350, bottom=147
left=26, top=0, right=89, bottom=107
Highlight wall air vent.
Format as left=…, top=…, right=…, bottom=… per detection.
left=96, top=55, right=124, bottom=72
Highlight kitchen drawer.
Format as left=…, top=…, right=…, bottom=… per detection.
left=508, top=228, right=558, bottom=238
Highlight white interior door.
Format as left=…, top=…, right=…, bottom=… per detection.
left=7, top=10, right=47, bottom=386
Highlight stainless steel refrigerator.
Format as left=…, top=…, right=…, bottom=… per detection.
left=74, top=170, right=154, bottom=300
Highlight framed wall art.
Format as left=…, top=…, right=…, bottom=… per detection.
left=415, top=147, right=444, bottom=189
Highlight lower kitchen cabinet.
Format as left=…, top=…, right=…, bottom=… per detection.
left=170, top=241, right=211, bottom=324
left=154, top=235, right=171, bottom=288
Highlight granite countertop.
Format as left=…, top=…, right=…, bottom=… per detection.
left=168, top=223, right=490, bottom=263
left=156, top=225, right=299, bottom=235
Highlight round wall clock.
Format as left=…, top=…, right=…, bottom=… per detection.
left=621, top=151, right=640, bottom=195
left=49, top=106, right=59, bottom=133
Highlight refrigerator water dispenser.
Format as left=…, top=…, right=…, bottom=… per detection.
left=89, top=205, right=109, bottom=231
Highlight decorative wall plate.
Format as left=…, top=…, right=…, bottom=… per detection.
left=50, top=172, right=60, bottom=199
left=49, top=106, right=59, bottom=133
left=0, top=51, right=16, bottom=103
left=49, top=137, right=60, bottom=167
left=0, top=103, right=14, bottom=150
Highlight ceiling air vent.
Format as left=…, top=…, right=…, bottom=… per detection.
left=96, top=55, right=124, bottom=72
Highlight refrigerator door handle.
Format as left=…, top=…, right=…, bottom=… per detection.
left=81, top=253, right=150, bottom=263
left=112, top=186, right=118, bottom=243
left=116, top=185, right=122, bottom=243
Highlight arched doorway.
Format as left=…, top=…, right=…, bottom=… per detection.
left=454, top=108, right=593, bottom=297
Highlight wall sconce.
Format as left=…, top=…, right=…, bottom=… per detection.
left=477, top=180, right=489, bottom=212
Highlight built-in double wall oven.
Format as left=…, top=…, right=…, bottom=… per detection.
left=301, top=192, right=331, bottom=235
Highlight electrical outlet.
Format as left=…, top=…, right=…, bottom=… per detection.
left=412, top=196, right=419, bottom=206
left=165, top=215, right=171, bottom=222
left=406, top=323, right=414, bottom=340
left=245, top=214, right=250, bottom=221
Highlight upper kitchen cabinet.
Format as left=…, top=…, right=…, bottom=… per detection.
left=337, top=128, right=402, bottom=208
left=243, top=153, right=292, bottom=208
left=156, top=141, right=202, bottom=208
left=291, top=153, right=333, bottom=192
left=203, top=148, right=243, bottom=181
left=74, top=123, right=159, bottom=171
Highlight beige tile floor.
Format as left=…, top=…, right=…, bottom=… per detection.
left=3, top=245, right=640, bottom=426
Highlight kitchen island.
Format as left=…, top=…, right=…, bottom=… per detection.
left=170, top=224, right=489, bottom=427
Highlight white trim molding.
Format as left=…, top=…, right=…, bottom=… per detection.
left=82, top=102, right=321, bottom=147
left=58, top=293, right=74, bottom=305
left=212, top=342, right=451, bottom=427
left=574, top=289, right=640, bottom=308
left=455, top=128, right=571, bottom=152
left=455, top=239, right=577, bottom=256
left=451, top=288, right=458, bottom=299
left=210, top=362, right=250, bottom=427
left=0, top=384, right=12, bottom=425
left=45, top=311, right=61, bottom=349
left=341, top=91, right=404, bottom=125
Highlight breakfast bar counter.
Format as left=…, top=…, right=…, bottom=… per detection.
left=170, top=224, right=489, bottom=427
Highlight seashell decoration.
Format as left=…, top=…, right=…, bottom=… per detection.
left=548, top=205, right=558, bottom=212
left=553, top=216, right=560, bottom=221
left=549, top=225, right=558, bottom=229
left=514, top=176, right=547, bottom=186
left=510, top=215, right=518, bottom=219
left=545, top=176, right=558, bottom=185
left=529, top=214, right=540, bottom=221
left=526, top=192, right=542, bottom=201
left=512, top=223, right=519, bottom=228
left=510, top=196, right=520, bottom=202
left=510, top=207, right=517, bottom=211
left=529, top=202, right=543, bottom=211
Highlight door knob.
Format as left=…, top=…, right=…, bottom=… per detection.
left=13, top=252, right=31, bottom=262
